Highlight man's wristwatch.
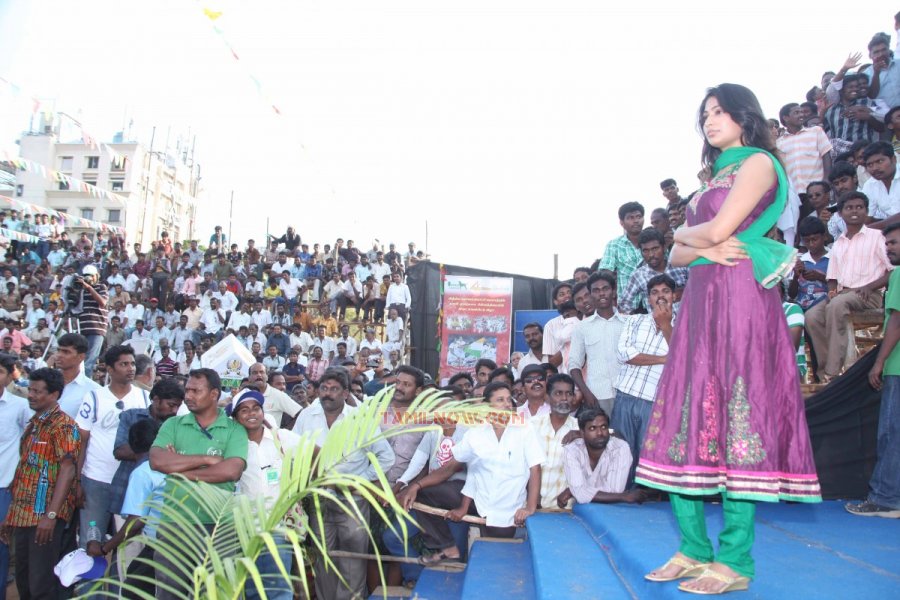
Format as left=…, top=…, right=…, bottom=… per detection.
left=46, top=511, right=57, bottom=520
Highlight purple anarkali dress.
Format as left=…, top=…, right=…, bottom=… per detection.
left=634, top=160, right=822, bottom=502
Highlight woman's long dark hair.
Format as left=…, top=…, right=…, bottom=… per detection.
left=697, top=83, right=779, bottom=173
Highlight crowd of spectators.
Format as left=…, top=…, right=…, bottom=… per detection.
left=1, top=19, right=900, bottom=600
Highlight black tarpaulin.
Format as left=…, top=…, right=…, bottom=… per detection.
left=805, top=346, right=881, bottom=500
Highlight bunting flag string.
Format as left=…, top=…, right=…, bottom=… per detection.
left=0, top=227, right=40, bottom=244
left=0, top=195, right=126, bottom=235
left=0, top=76, right=125, bottom=167
left=0, top=152, right=128, bottom=206
left=199, top=5, right=283, bottom=116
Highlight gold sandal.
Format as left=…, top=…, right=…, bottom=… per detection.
left=678, top=567, right=750, bottom=595
left=644, top=555, right=711, bottom=582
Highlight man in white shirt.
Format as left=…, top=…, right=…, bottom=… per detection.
left=322, top=272, right=343, bottom=316
left=384, top=272, right=411, bottom=321
left=335, top=324, right=358, bottom=357
left=289, top=324, right=313, bottom=354
left=262, top=345, right=287, bottom=372
left=517, top=364, right=551, bottom=419
left=150, top=316, right=174, bottom=348
left=0, top=354, right=32, bottom=571
left=251, top=299, right=273, bottom=331
left=278, top=271, right=304, bottom=315
left=570, top=272, right=626, bottom=417
left=312, top=324, right=336, bottom=359
left=123, top=297, right=145, bottom=335
left=862, top=141, right=900, bottom=228
left=106, top=265, right=126, bottom=289
left=370, top=252, right=392, bottom=282
left=214, top=282, right=239, bottom=315
left=292, top=367, right=394, bottom=600
left=75, top=345, right=150, bottom=549
left=541, top=282, right=573, bottom=369
left=248, top=362, right=302, bottom=429
left=518, top=322, right=544, bottom=372
left=381, top=307, right=405, bottom=361
left=270, top=252, right=292, bottom=276
left=228, top=302, right=254, bottom=333
left=200, top=297, right=226, bottom=339
left=338, top=272, right=363, bottom=320
left=359, top=327, right=382, bottom=355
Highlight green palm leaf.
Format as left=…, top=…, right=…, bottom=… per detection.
left=78, top=385, right=491, bottom=599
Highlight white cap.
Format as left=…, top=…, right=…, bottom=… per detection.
left=82, top=265, right=99, bottom=276
left=54, top=548, right=107, bottom=586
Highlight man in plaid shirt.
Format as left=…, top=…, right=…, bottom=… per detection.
left=600, top=202, right=645, bottom=299
left=613, top=274, right=676, bottom=487
left=618, top=228, right=689, bottom=314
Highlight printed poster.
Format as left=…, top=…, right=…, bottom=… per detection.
left=439, top=275, right=514, bottom=384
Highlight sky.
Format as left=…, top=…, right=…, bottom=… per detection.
left=0, top=0, right=893, bottom=278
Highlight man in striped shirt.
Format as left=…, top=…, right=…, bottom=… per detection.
left=71, top=265, right=109, bottom=377
left=613, top=273, right=675, bottom=486
left=806, top=192, right=893, bottom=381
left=776, top=103, right=833, bottom=195
left=823, top=74, right=885, bottom=156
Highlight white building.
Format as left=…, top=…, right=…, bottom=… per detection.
left=13, top=114, right=200, bottom=247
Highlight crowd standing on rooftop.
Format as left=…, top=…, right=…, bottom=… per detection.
left=0, top=17, right=899, bottom=600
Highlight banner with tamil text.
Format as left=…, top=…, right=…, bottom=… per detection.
left=439, top=275, right=514, bottom=385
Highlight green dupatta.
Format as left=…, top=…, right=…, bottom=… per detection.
left=688, top=146, right=797, bottom=289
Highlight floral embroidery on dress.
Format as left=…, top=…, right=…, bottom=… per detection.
left=726, top=376, right=767, bottom=465
left=698, top=379, right=720, bottom=463
left=665, top=386, right=691, bottom=463
left=688, top=162, right=743, bottom=214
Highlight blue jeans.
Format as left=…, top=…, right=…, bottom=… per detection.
left=79, top=476, right=113, bottom=549
left=84, top=334, right=104, bottom=378
left=610, top=390, right=654, bottom=488
left=383, top=521, right=424, bottom=583
left=870, top=375, right=900, bottom=509
left=0, top=487, right=10, bottom=600
left=245, top=534, right=293, bottom=600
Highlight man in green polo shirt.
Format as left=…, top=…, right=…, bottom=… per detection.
left=149, top=368, right=248, bottom=599
left=847, top=223, right=900, bottom=519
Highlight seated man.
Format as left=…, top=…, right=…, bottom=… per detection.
left=806, top=192, right=892, bottom=381
left=557, top=408, right=645, bottom=506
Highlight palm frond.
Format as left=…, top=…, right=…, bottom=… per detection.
left=78, top=385, right=487, bottom=599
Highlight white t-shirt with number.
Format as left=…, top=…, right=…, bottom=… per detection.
left=75, top=386, right=150, bottom=483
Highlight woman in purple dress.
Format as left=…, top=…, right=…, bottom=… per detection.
left=635, top=84, right=821, bottom=595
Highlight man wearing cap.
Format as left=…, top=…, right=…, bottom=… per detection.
left=73, top=264, right=109, bottom=377
left=232, top=388, right=301, bottom=600
left=150, top=368, right=247, bottom=600
left=248, top=362, right=302, bottom=430
left=1, top=368, right=81, bottom=600
left=143, top=297, right=164, bottom=326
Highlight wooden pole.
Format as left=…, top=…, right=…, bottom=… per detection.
left=410, top=501, right=486, bottom=525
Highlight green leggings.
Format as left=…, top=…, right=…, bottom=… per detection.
left=670, top=493, right=756, bottom=579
